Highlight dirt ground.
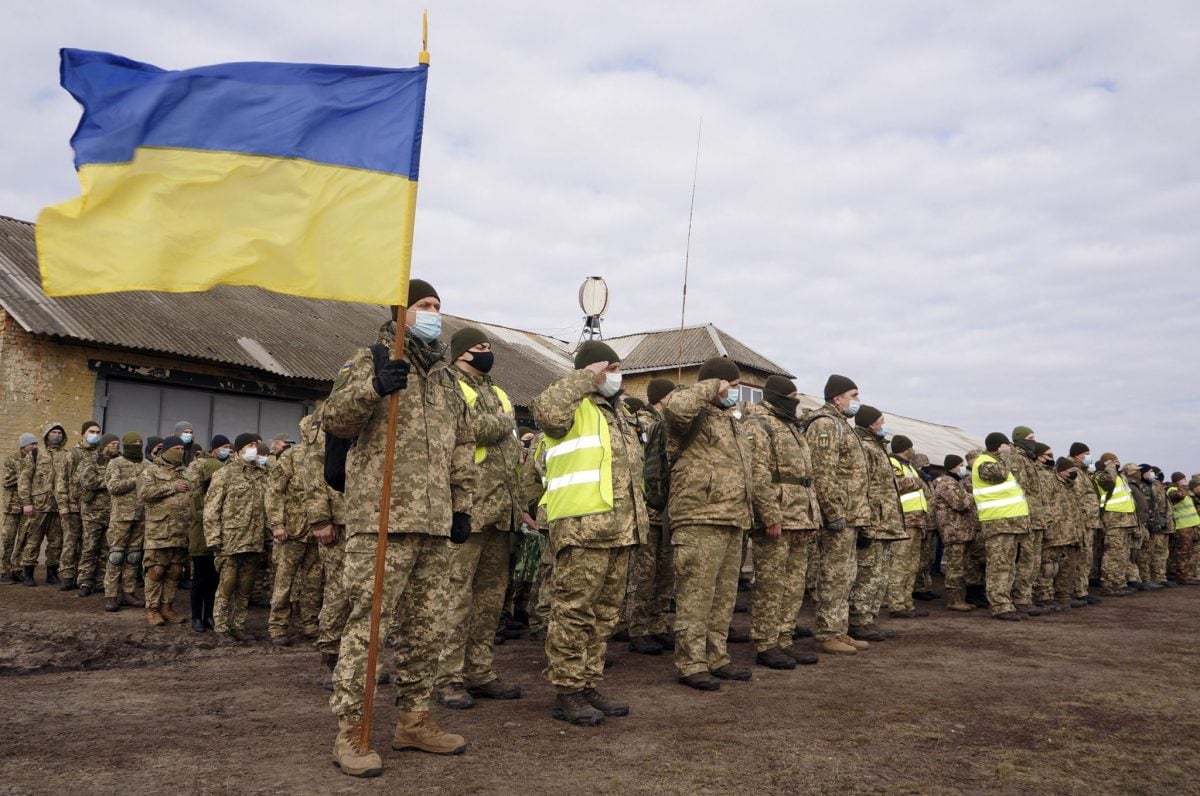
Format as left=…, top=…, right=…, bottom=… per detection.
left=2, top=575, right=1199, bottom=796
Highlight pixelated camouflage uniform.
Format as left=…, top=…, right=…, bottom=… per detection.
left=1068, top=463, right=1102, bottom=596
left=56, top=440, right=94, bottom=581
left=974, top=453, right=1030, bottom=615
left=663, top=379, right=767, bottom=677
left=519, top=433, right=553, bottom=635
left=853, top=430, right=908, bottom=628
left=1094, top=464, right=1138, bottom=589
left=804, top=404, right=870, bottom=642
left=77, top=445, right=116, bottom=590
left=266, top=433, right=322, bottom=639
left=138, top=455, right=195, bottom=612
left=204, top=455, right=269, bottom=632
left=436, top=369, right=522, bottom=690
left=301, top=411, right=349, bottom=655
left=1007, top=444, right=1047, bottom=607
left=745, top=403, right=820, bottom=652
left=533, top=368, right=645, bottom=692
left=929, top=472, right=976, bottom=598
left=326, top=327, right=476, bottom=719
left=18, top=423, right=67, bottom=569
left=1167, top=485, right=1196, bottom=581
left=103, top=452, right=145, bottom=599
left=882, top=450, right=924, bottom=614
left=625, top=405, right=674, bottom=639
left=2, top=450, right=26, bottom=576
left=1135, top=478, right=1172, bottom=584
left=1038, top=471, right=1085, bottom=603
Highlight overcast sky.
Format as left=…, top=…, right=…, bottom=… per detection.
left=2, top=2, right=1198, bottom=469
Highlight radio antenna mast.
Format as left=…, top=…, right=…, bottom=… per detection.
left=677, top=117, right=702, bottom=381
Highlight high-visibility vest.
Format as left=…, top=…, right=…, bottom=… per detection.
left=971, top=454, right=1030, bottom=521
left=1096, top=473, right=1135, bottom=514
left=538, top=400, right=614, bottom=521
left=457, top=380, right=513, bottom=464
left=889, top=455, right=929, bottom=513
left=1169, top=486, right=1200, bottom=529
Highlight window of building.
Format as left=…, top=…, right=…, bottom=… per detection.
left=739, top=385, right=763, bottom=404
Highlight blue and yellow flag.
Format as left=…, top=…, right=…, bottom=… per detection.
left=37, top=48, right=427, bottom=304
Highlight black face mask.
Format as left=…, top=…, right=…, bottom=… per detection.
left=1068, top=471, right=1078, bottom=481
left=764, top=392, right=799, bottom=419
left=468, top=351, right=495, bottom=373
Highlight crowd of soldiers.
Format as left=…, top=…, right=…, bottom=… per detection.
left=3, top=278, right=1198, bottom=779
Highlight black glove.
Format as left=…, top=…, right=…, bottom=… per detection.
left=450, top=511, right=472, bottom=544
left=824, top=518, right=847, bottom=533
left=372, top=358, right=410, bottom=396
left=855, top=532, right=871, bottom=549
left=206, top=544, right=222, bottom=554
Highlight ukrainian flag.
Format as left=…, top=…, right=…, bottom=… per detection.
left=37, top=48, right=428, bottom=304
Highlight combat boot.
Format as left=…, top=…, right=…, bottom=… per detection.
left=0, top=570, right=14, bottom=585
left=434, top=683, right=475, bottom=710
left=552, top=692, right=605, bottom=724
left=146, top=608, right=165, bottom=626
left=817, top=637, right=857, bottom=655
left=628, top=635, right=664, bottom=655
left=726, top=625, right=750, bottom=643
left=792, top=625, right=814, bottom=638
left=945, top=590, right=975, bottom=612
left=784, top=645, right=819, bottom=665
left=467, top=678, right=521, bottom=700
left=78, top=584, right=93, bottom=597
left=332, top=720, right=383, bottom=777
left=58, top=575, right=76, bottom=591
left=839, top=635, right=869, bottom=651
left=711, top=664, right=752, bottom=681
left=318, top=653, right=337, bottom=691
left=1014, top=604, right=1042, bottom=617
left=120, top=592, right=140, bottom=607
left=755, top=647, right=797, bottom=670
left=160, top=604, right=186, bottom=624
left=581, top=687, right=629, bottom=716
left=653, top=631, right=676, bottom=650
left=21, top=565, right=36, bottom=587
left=992, top=611, right=1023, bottom=621
left=45, top=564, right=60, bottom=586
left=392, top=711, right=468, bottom=754
left=848, top=625, right=886, bottom=642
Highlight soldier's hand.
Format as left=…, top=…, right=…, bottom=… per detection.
left=173, top=480, right=189, bottom=492
left=718, top=380, right=731, bottom=396
left=824, top=517, right=847, bottom=532
left=22, top=505, right=34, bottom=517
left=272, top=527, right=287, bottom=543
left=766, top=523, right=782, bottom=540
left=450, top=511, right=472, bottom=544
left=59, top=509, right=70, bottom=516
left=521, top=512, right=539, bottom=532
left=311, top=523, right=335, bottom=544
left=372, top=358, right=410, bottom=396
left=584, top=360, right=609, bottom=384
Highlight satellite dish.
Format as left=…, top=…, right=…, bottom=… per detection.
left=578, top=277, right=609, bottom=319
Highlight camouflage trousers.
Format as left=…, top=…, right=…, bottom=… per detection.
left=984, top=532, right=1025, bottom=615
left=143, top=546, right=187, bottom=611
left=1099, top=520, right=1134, bottom=589
left=527, top=542, right=554, bottom=634
left=1138, top=532, right=1170, bottom=584
left=2, top=511, right=21, bottom=574
left=671, top=525, right=742, bottom=677
left=544, top=543, right=631, bottom=693
left=1127, top=527, right=1147, bottom=584
left=435, top=528, right=513, bottom=689
left=1011, top=527, right=1044, bottom=606
left=103, top=519, right=144, bottom=599
left=749, top=528, right=813, bottom=651
left=1078, top=527, right=1099, bottom=596
left=58, top=512, right=84, bottom=579
left=964, top=537, right=986, bottom=587
left=215, top=552, right=262, bottom=633
left=331, top=533, right=453, bottom=718
left=1034, top=543, right=1075, bottom=603
left=1091, top=528, right=1104, bottom=581
left=316, top=531, right=349, bottom=655
left=850, top=538, right=895, bottom=628
left=77, top=516, right=108, bottom=588
left=268, top=539, right=321, bottom=639
left=941, top=542, right=969, bottom=594
left=916, top=527, right=938, bottom=592
left=20, top=511, right=62, bottom=567
left=813, top=526, right=858, bottom=642
left=626, top=522, right=674, bottom=638
left=885, top=527, right=922, bottom=612
left=1170, top=529, right=1195, bottom=581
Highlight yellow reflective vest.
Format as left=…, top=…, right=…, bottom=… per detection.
left=538, top=399, right=614, bottom=522
left=1169, top=486, right=1199, bottom=529
left=971, top=454, right=1030, bottom=521
left=457, top=380, right=513, bottom=464
left=1097, top=473, right=1135, bottom=514
left=890, top=455, right=929, bottom=513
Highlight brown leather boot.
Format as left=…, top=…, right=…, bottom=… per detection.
left=332, top=720, right=383, bottom=777
left=159, top=604, right=186, bottom=624
left=945, top=590, right=975, bottom=612
left=391, top=711, right=467, bottom=754
left=840, top=634, right=869, bottom=651
left=817, top=637, right=857, bottom=655
left=146, top=609, right=165, bottom=626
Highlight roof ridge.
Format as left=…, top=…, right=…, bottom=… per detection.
left=704, top=324, right=727, bottom=357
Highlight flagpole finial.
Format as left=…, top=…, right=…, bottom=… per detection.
left=419, top=10, right=430, bottom=65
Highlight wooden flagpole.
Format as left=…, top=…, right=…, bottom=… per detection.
left=358, top=9, right=429, bottom=752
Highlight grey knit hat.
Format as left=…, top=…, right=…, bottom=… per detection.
left=18, top=433, right=37, bottom=448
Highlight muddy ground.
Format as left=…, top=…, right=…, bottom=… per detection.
left=2, top=575, right=1199, bottom=796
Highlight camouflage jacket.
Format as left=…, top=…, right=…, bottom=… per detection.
left=1005, top=444, right=1047, bottom=530
left=323, top=327, right=476, bottom=538
left=18, top=424, right=67, bottom=512
left=803, top=403, right=870, bottom=528
left=743, top=403, right=821, bottom=531
left=930, top=473, right=976, bottom=544
left=634, top=406, right=665, bottom=526
left=1044, top=472, right=1085, bottom=547
left=1071, top=464, right=1103, bottom=529
left=662, top=378, right=766, bottom=532
left=138, top=458, right=195, bottom=550
left=1093, top=465, right=1137, bottom=529
left=300, top=412, right=346, bottom=533
left=889, top=452, right=927, bottom=533
left=204, top=457, right=269, bottom=554
left=975, top=454, right=1030, bottom=538
left=3, top=451, right=23, bottom=514
left=1147, top=479, right=1172, bottom=533
left=518, top=432, right=547, bottom=527
left=532, top=368, right=646, bottom=549
left=186, top=457, right=226, bottom=556
left=104, top=455, right=145, bottom=522
left=456, top=369, right=521, bottom=532
left=266, top=444, right=311, bottom=540
left=78, top=448, right=116, bottom=523
left=59, top=441, right=95, bottom=512
left=856, top=429, right=907, bottom=541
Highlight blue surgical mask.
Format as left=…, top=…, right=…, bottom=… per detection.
left=85, top=432, right=100, bottom=446
left=720, top=393, right=738, bottom=408
left=1146, top=472, right=1156, bottom=482
left=875, top=424, right=889, bottom=438
left=956, top=465, right=968, bottom=477
left=256, top=455, right=270, bottom=467
left=242, top=448, right=257, bottom=463
left=598, top=372, right=623, bottom=397
left=845, top=400, right=861, bottom=417
left=409, top=311, right=441, bottom=343
left=1083, top=454, right=1095, bottom=467
left=181, top=433, right=194, bottom=445
left=216, top=448, right=230, bottom=461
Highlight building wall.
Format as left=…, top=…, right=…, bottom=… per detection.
left=623, top=366, right=773, bottom=404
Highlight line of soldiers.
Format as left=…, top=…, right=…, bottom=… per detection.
left=5, top=278, right=1199, bottom=781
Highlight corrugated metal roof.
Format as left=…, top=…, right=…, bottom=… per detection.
left=604, top=323, right=793, bottom=378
